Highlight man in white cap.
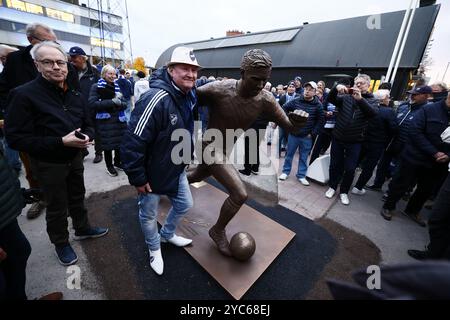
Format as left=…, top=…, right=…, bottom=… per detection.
left=121, top=46, right=201, bottom=275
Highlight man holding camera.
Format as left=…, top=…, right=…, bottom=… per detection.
left=4, top=41, right=108, bottom=266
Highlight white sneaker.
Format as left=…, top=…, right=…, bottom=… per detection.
left=279, top=173, right=288, bottom=181
left=149, top=249, right=164, bottom=275
left=351, top=187, right=366, bottom=195
left=299, top=178, right=310, bottom=186
left=325, top=188, right=336, bottom=198
left=161, top=234, right=192, bottom=247
left=340, top=193, right=350, bottom=205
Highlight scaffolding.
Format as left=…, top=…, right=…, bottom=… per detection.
left=87, top=0, right=133, bottom=67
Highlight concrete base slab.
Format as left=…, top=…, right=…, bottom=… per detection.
left=157, top=182, right=295, bottom=300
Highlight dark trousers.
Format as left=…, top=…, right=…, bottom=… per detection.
left=104, top=149, right=121, bottom=168
left=30, top=152, right=90, bottom=246
left=94, top=123, right=102, bottom=156
left=0, top=219, right=31, bottom=300
left=354, top=142, right=385, bottom=189
left=243, top=125, right=266, bottom=172
left=309, top=128, right=333, bottom=165
left=373, top=150, right=394, bottom=187
left=329, top=138, right=362, bottom=194
left=428, top=172, right=450, bottom=259
left=383, top=160, right=447, bottom=213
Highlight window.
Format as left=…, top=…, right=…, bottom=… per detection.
left=6, top=0, right=44, bottom=15
left=46, top=7, right=74, bottom=23
left=91, top=37, right=121, bottom=50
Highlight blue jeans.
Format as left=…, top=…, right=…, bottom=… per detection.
left=124, top=98, right=132, bottom=123
left=137, top=171, right=193, bottom=251
left=282, top=134, right=312, bottom=179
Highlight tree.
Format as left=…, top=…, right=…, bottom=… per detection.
left=133, top=57, right=146, bottom=73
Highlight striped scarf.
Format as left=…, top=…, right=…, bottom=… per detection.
left=96, top=78, right=127, bottom=122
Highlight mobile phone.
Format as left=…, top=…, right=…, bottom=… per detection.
left=347, top=88, right=354, bottom=95
left=74, top=131, right=85, bottom=139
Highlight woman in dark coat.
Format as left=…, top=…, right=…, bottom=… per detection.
left=88, top=65, right=127, bottom=177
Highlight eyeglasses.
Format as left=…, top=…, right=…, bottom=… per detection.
left=37, top=59, right=67, bottom=67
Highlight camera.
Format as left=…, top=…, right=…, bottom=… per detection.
left=347, top=88, right=354, bottom=95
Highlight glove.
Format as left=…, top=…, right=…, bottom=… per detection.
left=112, top=97, right=122, bottom=106
left=288, top=109, right=309, bottom=127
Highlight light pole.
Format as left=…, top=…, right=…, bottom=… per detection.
left=442, top=62, right=450, bottom=82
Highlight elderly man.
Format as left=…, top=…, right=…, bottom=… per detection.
left=188, top=49, right=308, bottom=257
left=5, top=41, right=108, bottom=266
left=68, top=46, right=102, bottom=163
left=121, top=47, right=203, bottom=275
left=0, top=23, right=57, bottom=219
left=381, top=88, right=450, bottom=225
left=325, top=74, right=378, bottom=205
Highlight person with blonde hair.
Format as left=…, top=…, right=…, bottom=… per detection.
left=88, top=64, right=127, bottom=177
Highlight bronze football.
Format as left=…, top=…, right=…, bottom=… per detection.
left=229, top=232, right=256, bottom=261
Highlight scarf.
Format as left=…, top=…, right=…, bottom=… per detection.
left=95, top=78, right=127, bottom=122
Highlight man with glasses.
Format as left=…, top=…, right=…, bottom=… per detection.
left=4, top=41, right=108, bottom=266
left=0, top=23, right=56, bottom=220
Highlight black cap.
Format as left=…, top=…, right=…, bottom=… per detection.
left=68, top=46, right=86, bottom=56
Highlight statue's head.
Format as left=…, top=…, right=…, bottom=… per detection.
left=239, top=49, right=272, bottom=97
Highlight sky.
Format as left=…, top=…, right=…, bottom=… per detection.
left=127, top=0, right=450, bottom=84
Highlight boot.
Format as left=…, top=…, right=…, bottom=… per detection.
left=209, top=225, right=232, bottom=257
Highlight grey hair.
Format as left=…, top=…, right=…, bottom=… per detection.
left=431, top=81, right=448, bottom=92
left=355, top=74, right=371, bottom=85
left=240, top=49, right=272, bottom=71
left=0, top=44, right=18, bottom=56
left=101, top=64, right=116, bottom=78
left=374, top=89, right=390, bottom=100
left=30, top=41, right=66, bottom=61
left=26, top=23, right=55, bottom=38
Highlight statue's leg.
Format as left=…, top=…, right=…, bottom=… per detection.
left=187, top=163, right=211, bottom=184
left=208, top=163, right=248, bottom=256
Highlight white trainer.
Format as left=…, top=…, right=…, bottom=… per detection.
left=340, top=193, right=350, bottom=205
left=279, top=173, right=288, bottom=181
left=161, top=234, right=192, bottom=247
left=299, top=178, right=310, bottom=186
left=325, top=188, right=336, bottom=198
left=351, top=187, right=366, bottom=195
left=149, top=249, right=164, bottom=275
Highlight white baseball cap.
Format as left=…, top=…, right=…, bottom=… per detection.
left=167, top=46, right=201, bottom=68
left=304, top=81, right=318, bottom=90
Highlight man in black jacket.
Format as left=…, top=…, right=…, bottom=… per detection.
left=325, top=74, right=378, bottom=205
left=0, top=23, right=57, bottom=220
left=381, top=88, right=450, bottom=225
left=68, top=46, right=102, bottom=163
left=352, top=89, right=397, bottom=194
left=4, top=41, right=108, bottom=266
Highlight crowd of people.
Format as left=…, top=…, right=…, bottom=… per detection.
left=0, top=21, right=449, bottom=299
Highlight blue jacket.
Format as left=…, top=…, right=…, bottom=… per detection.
left=365, top=104, right=397, bottom=144
left=121, top=67, right=197, bottom=196
left=283, top=96, right=324, bottom=137
left=116, top=76, right=133, bottom=100
left=402, top=99, right=450, bottom=168
left=389, top=101, right=427, bottom=154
